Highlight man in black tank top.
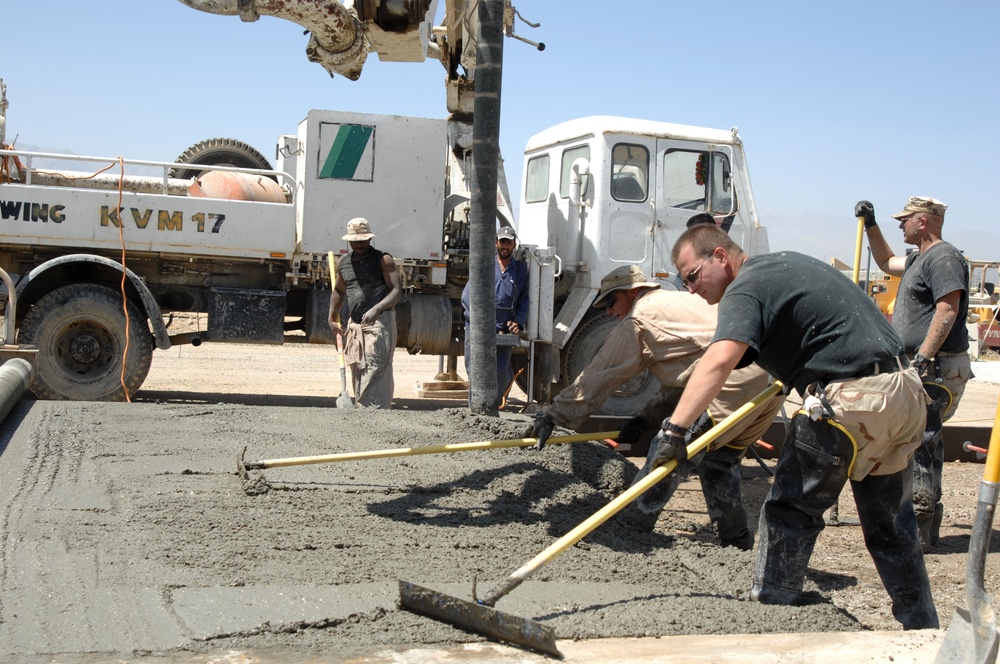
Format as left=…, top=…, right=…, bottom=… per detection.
left=329, top=218, right=401, bottom=408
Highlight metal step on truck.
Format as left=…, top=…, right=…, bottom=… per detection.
left=0, top=77, right=769, bottom=410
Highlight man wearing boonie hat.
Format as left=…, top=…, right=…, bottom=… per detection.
left=461, top=225, right=530, bottom=405
left=856, top=196, right=972, bottom=552
left=524, top=264, right=785, bottom=547
left=329, top=217, right=401, bottom=408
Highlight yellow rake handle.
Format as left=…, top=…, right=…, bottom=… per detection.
left=481, top=380, right=785, bottom=606
left=852, top=216, right=864, bottom=285
left=249, top=431, right=621, bottom=469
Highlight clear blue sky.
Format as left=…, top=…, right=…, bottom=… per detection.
left=4, top=1, right=998, bottom=264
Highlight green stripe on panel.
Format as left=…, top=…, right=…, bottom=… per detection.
left=320, top=125, right=373, bottom=179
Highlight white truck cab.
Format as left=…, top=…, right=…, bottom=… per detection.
left=515, top=117, right=769, bottom=413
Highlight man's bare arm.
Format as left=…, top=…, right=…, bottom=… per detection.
left=919, top=290, right=962, bottom=359
left=865, top=224, right=907, bottom=277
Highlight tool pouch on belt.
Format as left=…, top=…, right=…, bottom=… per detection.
left=921, top=379, right=953, bottom=430
left=633, top=411, right=713, bottom=515
left=780, top=407, right=858, bottom=497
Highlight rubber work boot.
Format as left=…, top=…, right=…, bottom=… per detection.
left=916, top=513, right=933, bottom=554
left=852, top=462, right=939, bottom=630
left=630, top=411, right=712, bottom=517
left=697, top=444, right=752, bottom=550
left=720, top=531, right=754, bottom=551
left=930, top=502, right=944, bottom=547
left=912, top=388, right=946, bottom=552
left=751, top=414, right=852, bottom=605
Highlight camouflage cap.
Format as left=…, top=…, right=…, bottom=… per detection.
left=592, top=265, right=660, bottom=308
left=892, top=196, right=947, bottom=221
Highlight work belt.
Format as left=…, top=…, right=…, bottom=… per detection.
left=812, top=354, right=909, bottom=389
left=852, top=354, right=910, bottom=378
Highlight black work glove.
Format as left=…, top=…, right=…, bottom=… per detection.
left=526, top=411, right=555, bottom=450
left=913, top=353, right=932, bottom=378
left=855, top=200, right=876, bottom=229
left=617, top=415, right=654, bottom=447
left=650, top=422, right=689, bottom=468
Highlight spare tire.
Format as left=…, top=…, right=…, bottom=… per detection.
left=169, top=138, right=273, bottom=180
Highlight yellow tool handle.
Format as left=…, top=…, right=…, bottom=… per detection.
left=328, top=251, right=340, bottom=328
left=484, top=381, right=784, bottom=604
left=329, top=250, right=348, bottom=363
left=852, top=216, right=864, bottom=285
left=254, top=431, right=621, bottom=469
left=985, top=391, right=1000, bottom=484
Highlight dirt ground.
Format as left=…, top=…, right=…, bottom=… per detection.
left=0, top=335, right=998, bottom=663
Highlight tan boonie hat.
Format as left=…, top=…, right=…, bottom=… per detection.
left=892, top=196, right=947, bottom=221
left=592, top=265, right=660, bottom=308
left=342, top=217, right=376, bottom=241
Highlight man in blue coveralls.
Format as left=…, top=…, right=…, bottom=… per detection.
left=462, top=225, right=530, bottom=402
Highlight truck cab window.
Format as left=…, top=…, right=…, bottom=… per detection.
left=662, top=149, right=735, bottom=214
left=709, top=152, right=735, bottom=214
left=525, top=155, right=550, bottom=203
left=610, top=143, right=649, bottom=202
left=559, top=145, right=590, bottom=199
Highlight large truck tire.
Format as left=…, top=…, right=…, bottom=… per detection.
left=169, top=138, right=273, bottom=181
left=18, top=284, right=154, bottom=401
left=559, top=312, right=660, bottom=416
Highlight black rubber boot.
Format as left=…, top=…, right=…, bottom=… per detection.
left=930, top=503, right=944, bottom=546
left=912, top=389, right=946, bottom=553
left=630, top=412, right=713, bottom=520
left=751, top=414, right=853, bottom=604
left=852, top=462, right=939, bottom=630
left=697, top=444, right=752, bottom=549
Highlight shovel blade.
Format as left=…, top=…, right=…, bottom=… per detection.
left=398, top=580, right=561, bottom=659
left=336, top=393, right=354, bottom=409
left=935, top=606, right=1000, bottom=664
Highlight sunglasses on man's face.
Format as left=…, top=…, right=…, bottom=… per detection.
left=681, top=258, right=711, bottom=288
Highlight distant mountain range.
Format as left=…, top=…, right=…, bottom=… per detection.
left=762, top=208, right=1000, bottom=266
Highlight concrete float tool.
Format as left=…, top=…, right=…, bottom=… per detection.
left=328, top=251, right=354, bottom=410
left=237, top=431, right=619, bottom=480
left=399, top=381, right=785, bottom=658
left=934, top=391, right=1000, bottom=664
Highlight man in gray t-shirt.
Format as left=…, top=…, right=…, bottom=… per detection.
left=857, top=196, right=972, bottom=552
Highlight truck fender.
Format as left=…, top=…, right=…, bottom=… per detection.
left=15, top=254, right=171, bottom=350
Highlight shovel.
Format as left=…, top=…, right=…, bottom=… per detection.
left=400, top=381, right=784, bottom=657
left=934, top=391, right=1000, bottom=664
left=329, top=251, right=354, bottom=409
left=237, top=430, right=619, bottom=479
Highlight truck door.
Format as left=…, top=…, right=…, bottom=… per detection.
left=604, top=140, right=656, bottom=272
left=651, top=141, right=737, bottom=281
